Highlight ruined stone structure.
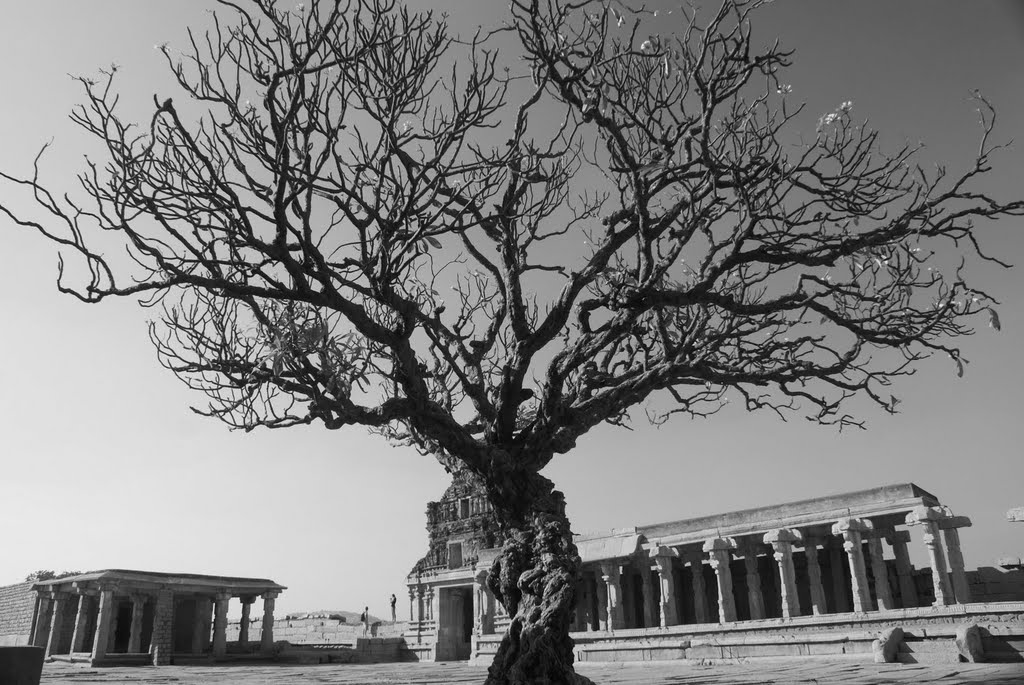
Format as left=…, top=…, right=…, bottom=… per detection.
left=28, top=570, right=284, bottom=666
left=405, top=480, right=1024, bottom=663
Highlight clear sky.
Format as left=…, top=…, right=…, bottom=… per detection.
left=1, top=1, right=1022, bottom=619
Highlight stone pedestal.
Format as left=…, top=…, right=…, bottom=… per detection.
left=832, top=518, right=873, bottom=612
left=764, top=529, right=802, bottom=619
left=704, top=537, right=737, bottom=623
left=906, top=506, right=953, bottom=606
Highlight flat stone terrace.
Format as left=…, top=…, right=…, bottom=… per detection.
left=39, top=660, right=1024, bottom=684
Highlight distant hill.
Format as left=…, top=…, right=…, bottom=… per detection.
left=284, top=609, right=388, bottom=624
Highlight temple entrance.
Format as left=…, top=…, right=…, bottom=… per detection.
left=435, top=586, right=473, bottom=661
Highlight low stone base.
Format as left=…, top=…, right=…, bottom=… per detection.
left=468, top=602, right=1024, bottom=666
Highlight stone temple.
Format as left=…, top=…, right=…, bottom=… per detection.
left=2, top=476, right=1023, bottom=666
left=402, top=472, right=1024, bottom=664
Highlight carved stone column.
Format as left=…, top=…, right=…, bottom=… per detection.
left=415, top=587, right=424, bottom=623
left=212, top=593, right=230, bottom=658
left=238, top=596, right=255, bottom=646
left=150, top=590, right=174, bottom=666
left=704, top=537, right=738, bottom=623
left=832, top=518, right=873, bottom=612
left=599, top=561, right=624, bottom=631
left=595, top=574, right=609, bottom=630
left=260, top=591, right=279, bottom=651
left=474, top=568, right=494, bottom=635
left=653, top=550, right=679, bottom=628
left=682, top=548, right=709, bottom=624
left=739, top=541, right=766, bottom=620
left=764, top=529, right=802, bottom=619
left=426, top=587, right=436, bottom=622
left=864, top=533, right=894, bottom=611
left=638, top=561, right=656, bottom=628
left=827, top=538, right=851, bottom=613
left=45, top=591, right=69, bottom=657
left=885, top=530, right=918, bottom=608
left=939, top=514, right=972, bottom=603
left=70, top=590, right=94, bottom=653
left=127, top=594, right=147, bottom=653
left=803, top=536, right=827, bottom=616
left=906, top=506, right=952, bottom=606
left=90, top=585, right=115, bottom=663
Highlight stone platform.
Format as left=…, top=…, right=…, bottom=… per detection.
left=38, top=660, right=1024, bottom=684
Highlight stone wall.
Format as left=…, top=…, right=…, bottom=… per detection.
left=0, top=582, right=35, bottom=646
left=225, top=614, right=409, bottom=646
left=969, top=567, right=1024, bottom=603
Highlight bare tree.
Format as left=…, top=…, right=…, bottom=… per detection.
left=2, top=0, right=1021, bottom=682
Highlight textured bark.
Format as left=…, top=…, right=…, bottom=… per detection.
left=484, top=473, right=592, bottom=685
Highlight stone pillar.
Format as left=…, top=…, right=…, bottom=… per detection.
left=409, top=588, right=417, bottom=622
left=599, top=562, right=624, bottom=631
left=90, top=586, right=115, bottom=663
left=212, top=593, right=230, bottom=658
left=739, top=541, right=766, bottom=620
left=653, top=551, right=679, bottom=627
left=70, top=592, right=93, bottom=653
left=827, top=539, right=851, bottom=613
left=704, top=537, right=738, bottom=623
left=260, top=591, right=279, bottom=651
left=128, top=594, right=146, bottom=653
left=45, top=592, right=69, bottom=657
left=415, top=587, right=424, bottom=623
left=865, top=534, right=894, bottom=611
left=638, top=562, right=656, bottom=628
left=764, top=529, right=802, bottom=619
left=473, top=568, right=494, bottom=635
left=191, top=597, right=209, bottom=655
left=150, top=590, right=174, bottom=666
left=803, top=537, right=827, bottom=616
left=593, top=574, right=607, bottom=630
left=906, top=506, right=953, bottom=606
left=620, top=571, right=635, bottom=628
left=832, top=518, right=873, bottom=612
left=238, top=596, right=255, bottom=646
left=886, top=530, right=918, bottom=608
left=683, top=549, right=709, bottom=623
left=581, top=574, right=595, bottom=631
left=939, top=515, right=972, bottom=603
left=32, top=594, right=53, bottom=648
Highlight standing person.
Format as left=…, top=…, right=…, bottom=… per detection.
left=361, top=606, right=370, bottom=636
left=390, top=593, right=397, bottom=622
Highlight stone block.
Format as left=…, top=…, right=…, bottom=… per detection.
left=956, top=623, right=985, bottom=663
left=0, top=647, right=44, bottom=685
left=872, top=626, right=903, bottom=663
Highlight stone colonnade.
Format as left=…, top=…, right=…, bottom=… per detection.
left=31, top=576, right=282, bottom=666
left=566, top=507, right=971, bottom=632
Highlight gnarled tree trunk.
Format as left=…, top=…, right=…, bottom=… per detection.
left=484, top=472, right=593, bottom=685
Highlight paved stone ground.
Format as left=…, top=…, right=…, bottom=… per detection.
left=39, top=659, right=1024, bottom=684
